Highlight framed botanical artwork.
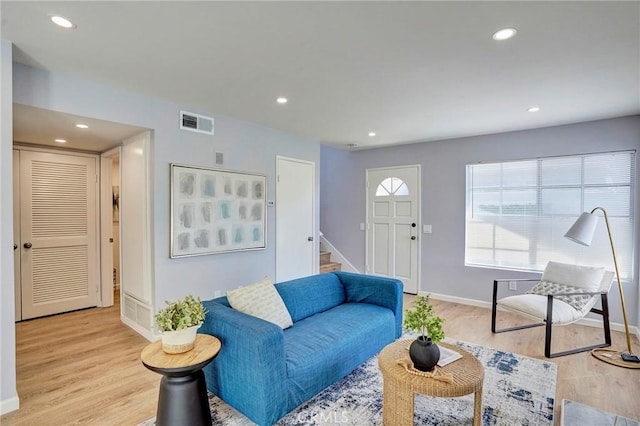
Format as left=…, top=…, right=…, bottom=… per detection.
left=170, top=163, right=267, bottom=258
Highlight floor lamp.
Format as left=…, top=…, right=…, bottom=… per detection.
left=564, top=207, right=640, bottom=368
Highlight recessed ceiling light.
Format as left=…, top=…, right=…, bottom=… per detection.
left=50, top=15, right=75, bottom=29
left=54, top=139, right=67, bottom=143
left=527, top=106, right=541, bottom=113
left=368, top=132, right=376, bottom=137
left=492, top=28, right=517, bottom=41
left=276, top=97, right=288, bottom=104
left=75, top=123, right=88, bottom=129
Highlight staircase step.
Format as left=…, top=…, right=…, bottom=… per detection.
left=320, top=261, right=341, bottom=273
left=320, top=251, right=332, bottom=265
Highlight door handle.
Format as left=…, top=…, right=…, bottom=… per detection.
left=23, top=242, right=32, bottom=249
left=411, top=223, right=417, bottom=227
left=14, top=244, right=18, bottom=250
left=307, top=236, right=314, bottom=242
left=411, top=236, right=416, bottom=240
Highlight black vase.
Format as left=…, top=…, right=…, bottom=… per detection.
left=409, top=336, right=440, bottom=372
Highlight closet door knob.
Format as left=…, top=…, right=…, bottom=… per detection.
left=14, top=244, right=18, bottom=250
left=23, top=242, right=32, bottom=249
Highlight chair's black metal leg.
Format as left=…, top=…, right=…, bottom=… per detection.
left=491, top=281, right=498, bottom=333
left=544, top=294, right=612, bottom=358
left=601, top=294, right=611, bottom=346
left=545, top=295, right=554, bottom=358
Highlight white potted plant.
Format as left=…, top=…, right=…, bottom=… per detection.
left=154, top=295, right=206, bottom=354
left=403, top=294, right=445, bottom=371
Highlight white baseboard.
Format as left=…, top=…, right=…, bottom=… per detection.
left=426, top=291, right=640, bottom=337
left=0, top=395, right=20, bottom=415
left=319, top=234, right=360, bottom=274
left=121, top=315, right=156, bottom=342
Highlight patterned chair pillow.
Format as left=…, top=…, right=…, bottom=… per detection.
left=526, top=281, right=594, bottom=311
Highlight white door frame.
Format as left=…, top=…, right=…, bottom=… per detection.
left=365, top=164, right=421, bottom=294
left=13, top=150, right=21, bottom=321
left=275, top=155, right=317, bottom=282
left=99, top=146, right=121, bottom=307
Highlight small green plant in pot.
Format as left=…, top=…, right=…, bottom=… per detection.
left=154, top=295, right=206, bottom=354
left=403, top=294, right=445, bottom=371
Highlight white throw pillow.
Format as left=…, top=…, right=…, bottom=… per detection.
left=226, top=277, right=293, bottom=329
left=541, top=261, right=605, bottom=292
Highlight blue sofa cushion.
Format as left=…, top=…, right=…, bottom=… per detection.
left=283, top=302, right=396, bottom=407
left=276, top=274, right=346, bottom=322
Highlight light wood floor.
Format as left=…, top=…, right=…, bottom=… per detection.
left=2, top=294, right=639, bottom=425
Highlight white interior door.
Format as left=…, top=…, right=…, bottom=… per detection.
left=276, top=156, right=315, bottom=282
left=18, top=149, right=99, bottom=319
left=366, top=165, right=420, bottom=294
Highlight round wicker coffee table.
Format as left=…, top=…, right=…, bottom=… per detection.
left=378, top=339, right=484, bottom=426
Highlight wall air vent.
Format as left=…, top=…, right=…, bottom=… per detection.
left=180, top=110, right=214, bottom=135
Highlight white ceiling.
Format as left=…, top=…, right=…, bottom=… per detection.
left=13, top=104, right=146, bottom=152
left=3, top=1, right=639, bottom=150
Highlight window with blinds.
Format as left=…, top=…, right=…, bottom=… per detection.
left=465, top=150, right=635, bottom=280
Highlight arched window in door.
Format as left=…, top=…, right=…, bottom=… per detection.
left=375, top=177, right=409, bottom=196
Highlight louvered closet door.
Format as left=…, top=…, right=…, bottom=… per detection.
left=20, top=151, right=98, bottom=319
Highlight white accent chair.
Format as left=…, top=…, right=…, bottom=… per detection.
left=491, top=261, right=614, bottom=358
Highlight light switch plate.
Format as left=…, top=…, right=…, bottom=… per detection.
left=423, top=225, right=432, bottom=234
left=359, top=222, right=365, bottom=231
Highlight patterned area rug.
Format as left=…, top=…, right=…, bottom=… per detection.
left=142, top=338, right=557, bottom=425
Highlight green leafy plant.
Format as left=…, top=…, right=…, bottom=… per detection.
left=154, top=295, right=206, bottom=332
left=403, top=294, right=444, bottom=343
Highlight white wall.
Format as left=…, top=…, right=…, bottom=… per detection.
left=320, top=116, right=640, bottom=327
left=1, top=39, right=19, bottom=414
left=2, top=61, right=320, bottom=410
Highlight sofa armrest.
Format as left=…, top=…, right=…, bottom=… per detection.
left=199, top=300, right=288, bottom=425
left=334, top=271, right=404, bottom=338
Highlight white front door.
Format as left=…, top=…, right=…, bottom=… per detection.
left=366, top=165, right=420, bottom=294
left=17, top=149, right=99, bottom=320
left=276, top=156, right=316, bottom=282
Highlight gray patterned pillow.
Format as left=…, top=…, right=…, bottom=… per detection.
left=527, top=281, right=592, bottom=311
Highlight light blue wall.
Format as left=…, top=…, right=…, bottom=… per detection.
left=321, top=116, right=640, bottom=326
left=1, top=61, right=320, bottom=411
left=12, top=63, right=320, bottom=305
left=1, top=40, right=18, bottom=415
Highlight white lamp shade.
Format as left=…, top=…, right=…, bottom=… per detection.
left=564, top=212, right=599, bottom=246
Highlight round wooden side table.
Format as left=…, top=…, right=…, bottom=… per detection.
left=378, top=339, right=484, bottom=426
left=141, top=334, right=221, bottom=426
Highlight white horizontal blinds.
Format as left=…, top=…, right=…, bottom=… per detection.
left=465, top=151, right=635, bottom=280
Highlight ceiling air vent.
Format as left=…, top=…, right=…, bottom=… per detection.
left=180, top=110, right=214, bottom=135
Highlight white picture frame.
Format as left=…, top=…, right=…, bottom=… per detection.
left=170, top=163, right=267, bottom=258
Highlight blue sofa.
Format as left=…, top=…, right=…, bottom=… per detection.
left=199, top=271, right=403, bottom=425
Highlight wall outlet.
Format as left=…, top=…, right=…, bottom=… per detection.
left=214, top=290, right=222, bottom=298
left=508, top=281, right=517, bottom=291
